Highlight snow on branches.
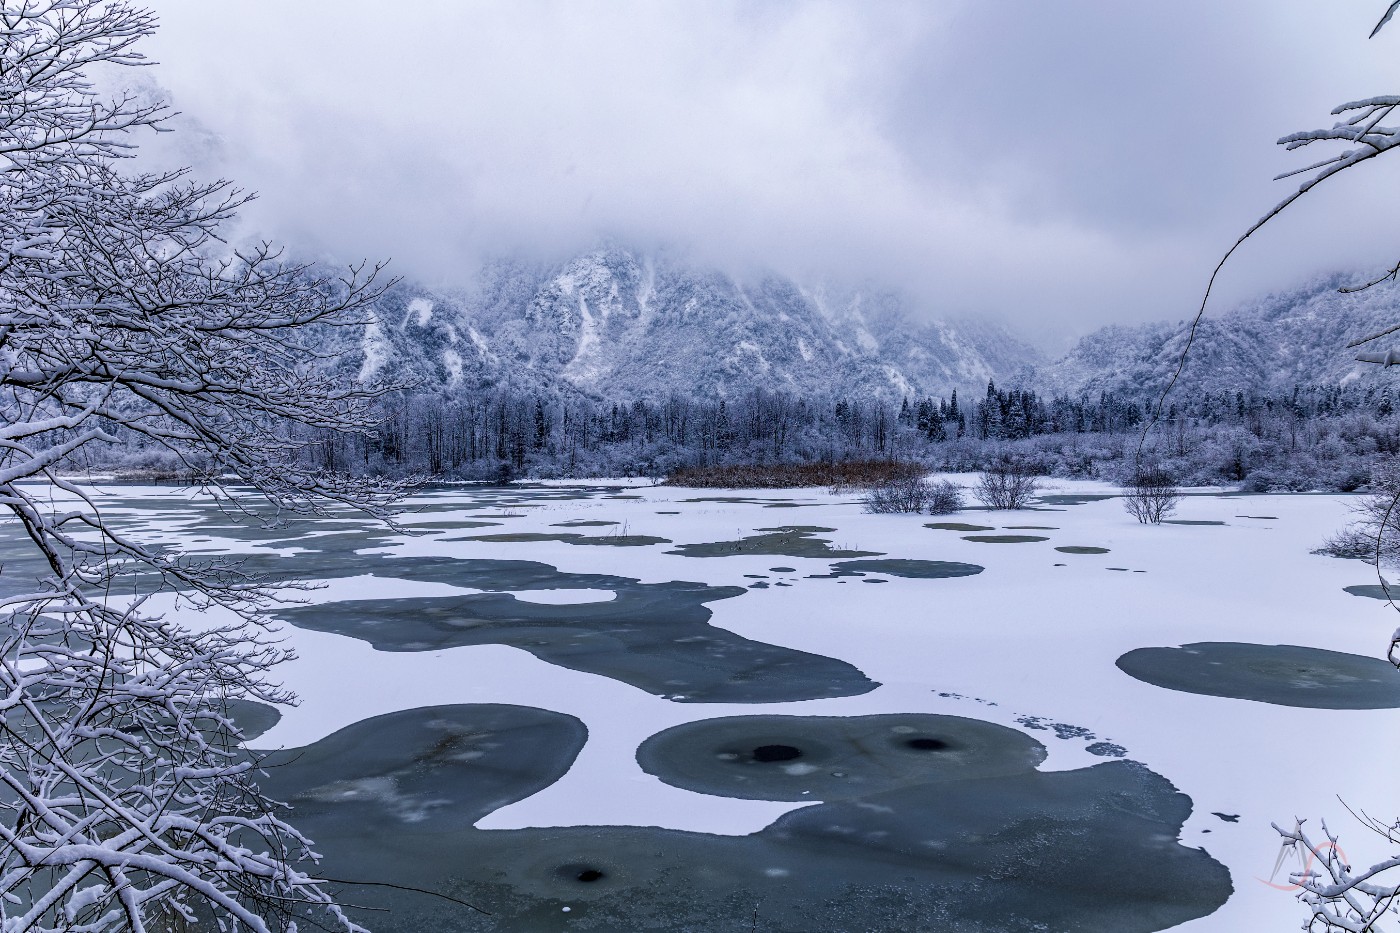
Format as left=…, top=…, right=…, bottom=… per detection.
left=1259, top=8, right=1400, bottom=933
left=1273, top=817, right=1400, bottom=932
left=0, top=2, right=403, bottom=930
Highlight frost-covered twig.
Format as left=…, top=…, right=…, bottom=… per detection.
left=0, top=2, right=412, bottom=930
left=1145, top=16, right=1400, bottom=435
left=1139, top=9, right=1400, bottom=930
left=1274, top=818, right=1400, bottom=931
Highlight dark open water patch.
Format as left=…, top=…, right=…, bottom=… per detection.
left=1116, top=642, right=1400, bottom=708
left=1056, top=546, right=1111, bottom=555
left=1162, top=520, right=1227, bottom=526
left=218, top=699, right=282, bottom=741
left=680, top=496, right=777, bottom=504
left=827, top=559, right=984, bottom=580
left=450, top=532, right=671, bottom=547
left=0, top=523, right=64, bottom=599
left=550, top=520, right=619, bottom=527
left=258, top=704, right=587, bottom=830
left=1037, top=494, right=1116, bottom=506
left=1344, top=584, right=1394, bottom=601
left=274, top=557, right=877, bottom=703
left=261, top=706, right=1232, bottom=933
left=925, top=522, right=996, bottom=532
left=669, top=526, right=880, bottom=559
left=399, top=520, right=505, bottom=530
left=962, top=534, right=1049, bottom=544
left=636, top=713, right=1046, bottom=801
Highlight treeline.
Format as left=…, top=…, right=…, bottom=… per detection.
left=94, top=380, right=1400, bottom=491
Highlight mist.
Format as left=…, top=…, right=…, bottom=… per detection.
left=141, top=1, right=1400, bottom=341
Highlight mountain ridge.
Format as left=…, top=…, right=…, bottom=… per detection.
left=342, top=248, right=1043, bottom=402
left=330, top=251, right=1400, bottom=405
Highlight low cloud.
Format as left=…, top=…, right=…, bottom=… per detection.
left=143, top=1, right=1400, bottom=339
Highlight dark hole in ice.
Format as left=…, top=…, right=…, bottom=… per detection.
left=901, top=734, right=946, bottom=750
left=639, top=713, right=1048, bottom=803
left=247, top=704, right=1230, bottom=933
left=752, top=744, right=801, bottom=762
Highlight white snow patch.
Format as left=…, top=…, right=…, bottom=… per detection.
left=407, top=298, right=434, bottom=326
left=357, top=319, right=388, bottom=383
left=733, top=340, right=770, bottom=372
left=854, top=323, right=879, bottom=354
left=882, top=364, right=914, bottom=397
left=442, top=348, right=464, bottom=385
left=562, top=296, right=605, bottom=385
left=465, top=325, right=495, bottom=362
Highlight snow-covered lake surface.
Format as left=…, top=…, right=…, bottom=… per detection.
left=34, top=476, right=1400, bottom=931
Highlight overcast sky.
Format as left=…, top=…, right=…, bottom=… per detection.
left=140, top=2, right=1399, bottom=342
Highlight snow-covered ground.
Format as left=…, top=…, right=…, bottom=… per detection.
left=112, top=476, right=1399, bottom=931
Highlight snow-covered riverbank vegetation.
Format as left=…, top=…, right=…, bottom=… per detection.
left=85, top=380, right=1400, bottom=493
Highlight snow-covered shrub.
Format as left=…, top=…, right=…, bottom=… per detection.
left=1319, top=457, right=1400, bottom=566
left=974, top=457, right=1041, bottom=509
left=864, top=476, right=932, bottom=513
left=864, top=477, right=964, bottom=514
left=925, top=480, right=964, bottom=514
left=1122, top=467, right=1180, bottom=524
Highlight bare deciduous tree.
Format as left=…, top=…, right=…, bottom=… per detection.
left=0, top=3, right=403, bottom=930
left=1122, top=467, right=1180, bottom=525
left=973, top=455, right=1040, bottom=510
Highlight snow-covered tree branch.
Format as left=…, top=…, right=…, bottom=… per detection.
left=1245, top=7, right=1400, bottom=931
left=0, top=2, right=405, bottom=929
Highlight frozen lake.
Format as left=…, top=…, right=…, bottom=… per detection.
left=31, top=476, right=1400, bottom=931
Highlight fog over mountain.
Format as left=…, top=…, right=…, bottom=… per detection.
left=143, top=2, right=1400, bottom=338
left=1033, top=274, right=1400, bottom=402
left=338, top=247, right=1400, bottom=406
left=340, top=248, right=1041, bottom=403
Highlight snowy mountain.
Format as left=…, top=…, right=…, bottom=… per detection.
left=1031, top=273, right=1400, bottom=399
left=332, top=252, right=1400, bottom=406
left=343, top=248, right=1041, bottom=401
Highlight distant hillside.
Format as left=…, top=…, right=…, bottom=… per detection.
left=322, top=252, right=1400, bottom=408
left=1032, top=274, right=1400, bottom=400
left=330, top=248, right=1041, bottom=402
